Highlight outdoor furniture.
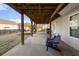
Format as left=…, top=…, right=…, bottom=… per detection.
left=46, top=34, right=61, bottom=51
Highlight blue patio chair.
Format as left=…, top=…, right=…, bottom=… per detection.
left=46, top=35, right=61, bottom=51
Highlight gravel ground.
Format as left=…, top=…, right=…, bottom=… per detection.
left=0, top=33, right=29, bottom=55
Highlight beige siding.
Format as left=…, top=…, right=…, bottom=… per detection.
left=51, top=8, right=79, bottom=51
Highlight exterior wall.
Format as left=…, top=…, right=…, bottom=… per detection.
left=0, top=24, right=18, bottom=30
left=51, top=8, right=79, bottom=51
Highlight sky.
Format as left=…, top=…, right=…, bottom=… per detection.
left=0, top=3, right=31, bottom=23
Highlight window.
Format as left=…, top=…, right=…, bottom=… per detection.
left=70, top=13, right=79, bottom=38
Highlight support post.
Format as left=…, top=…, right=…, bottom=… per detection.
left=35, top=24, right=37, bottom=33
left=50, top=21, right=51, bottom=39
left=34, top=23, right=37, bottom=33
left=21, top=11, right=24, bottom=45
left=33, top=23, right=36, bottom=33
left=31, top=20, right=33, bottom=36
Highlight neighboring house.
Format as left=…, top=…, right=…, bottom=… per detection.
left=0, top=19, right=18, bottom=34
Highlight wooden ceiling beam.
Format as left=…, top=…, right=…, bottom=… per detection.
left=50, top=3, right=65, bottom=18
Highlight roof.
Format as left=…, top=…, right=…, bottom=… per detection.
left=0, top=19, right=18, bottom=25
left=6, top=3, right=68, bottom=24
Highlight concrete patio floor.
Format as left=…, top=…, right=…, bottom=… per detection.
left=3, top=32, right=61, bottom=56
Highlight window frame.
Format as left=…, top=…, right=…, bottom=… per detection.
left=70, top=13, right=79, bottom=38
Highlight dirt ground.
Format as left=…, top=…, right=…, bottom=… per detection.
left=0, top=33, right=29, bottom=55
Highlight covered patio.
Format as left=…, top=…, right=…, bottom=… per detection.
left=5, top=3, right=67, bottom=45
left=1, top=3, right=66, bottom=56
left=2, top=3, right=79, bottom=56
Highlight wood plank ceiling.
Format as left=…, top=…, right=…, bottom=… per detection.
left=6, top=3, right=67, bottom=24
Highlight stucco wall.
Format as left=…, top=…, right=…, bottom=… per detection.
left=51, top=9, right=79, bottom=51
